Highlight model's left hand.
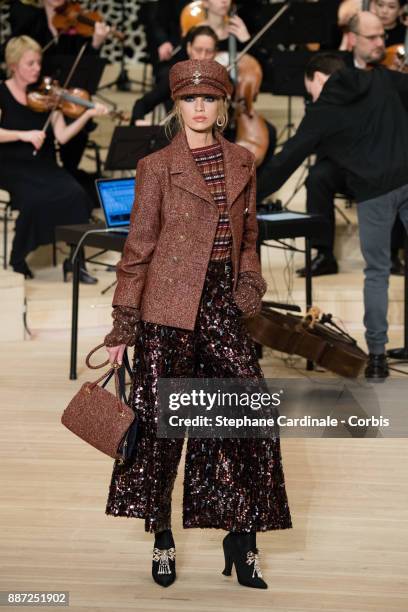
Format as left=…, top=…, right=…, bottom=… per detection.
left=227, top=15, right=250, bottom=43
left=92, top=21, right=111, bottom=49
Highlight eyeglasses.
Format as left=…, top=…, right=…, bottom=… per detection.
left=355, top=32, right=387, bottom=41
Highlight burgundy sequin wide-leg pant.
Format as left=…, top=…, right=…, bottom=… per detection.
left=106, top=261, right=292, bottom=534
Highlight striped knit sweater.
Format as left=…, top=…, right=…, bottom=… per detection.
left=191, top=142, right=231, bottom=262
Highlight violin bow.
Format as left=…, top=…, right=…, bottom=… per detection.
left=226, top=2, right=290, bottom=74
left=33, top=41, right=89, bottom=156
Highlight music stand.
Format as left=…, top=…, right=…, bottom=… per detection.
left=105, top=126, right=169, bottom=171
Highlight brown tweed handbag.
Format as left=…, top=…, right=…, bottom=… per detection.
left=61, top=344, right=136, bottom=463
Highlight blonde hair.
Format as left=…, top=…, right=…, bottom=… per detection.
left=5, top=36, right=42, bottom=76
left=164, top=96, right=229, bottom=140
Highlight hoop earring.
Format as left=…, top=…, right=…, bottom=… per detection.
left=216, top=114, right=226, bottom=128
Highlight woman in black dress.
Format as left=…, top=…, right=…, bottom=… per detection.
left=0, top=35, right=107, bottom=279
left=9, top=0, right=111, bottom=188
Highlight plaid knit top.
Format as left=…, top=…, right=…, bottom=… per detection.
left=191, top=142, right=232, bottom=262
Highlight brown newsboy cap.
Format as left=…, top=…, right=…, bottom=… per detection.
left=169, top=59, right=233, bottom=99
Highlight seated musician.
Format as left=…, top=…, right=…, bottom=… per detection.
left=131, top=25, right=219, bottom=125
left=372, top=0, right=407, bottom=46
left=10, top=0, right=110, bottom=55
left=0, top=35, right=107, bottom=282
left=292, top=11, right=405, bottom=277
left=133, top=2, right=277, bottom=202
left=10, top=0, right=110, bottom=188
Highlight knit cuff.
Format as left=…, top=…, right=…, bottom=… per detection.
left=104, top=306, right=140, bottom=347
left=233, top=271, right=267, bottom=318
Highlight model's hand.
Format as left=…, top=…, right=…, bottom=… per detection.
left=106, top=344, right=126, bottom=366
left=135, top=119, right=150, bottom=126
left=19, top=129, right=46, bottom=150
left=92, top=21, right=110, bottom=49
left=87, top=102, right=109, bottom=118
left=227, top=15, right=250, bottom=43
left=158, top=41, right=173, bottom=61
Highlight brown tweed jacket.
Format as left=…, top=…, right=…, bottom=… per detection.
left=112, top=129, right=261, bottom=331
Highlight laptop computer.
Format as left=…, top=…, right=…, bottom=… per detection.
left=95, top=177, right=135, bottom=234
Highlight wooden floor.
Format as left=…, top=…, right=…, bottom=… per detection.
left=1, top=63, right=408, bottom=611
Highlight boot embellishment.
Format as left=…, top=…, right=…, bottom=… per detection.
left=152, top=547, right=176, bottom=575
left=246, top=550, right=263, bottom=578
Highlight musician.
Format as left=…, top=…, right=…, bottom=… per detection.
left=133, top=7, right=277, bottom=201
left=143, top=0, right=191, bottom=82
left=296, top=11, right=405, bottom=277
left=263, top=51, right=408, bottom=379
left=373, top=0, right=407, bottom=46
left=201, top=0, right=251, bottom=51
left=103, top=58, right=292, bottom=589
left=0, top=35, right=107, bottom=281
left=9, top=0, right=110, bottom=55
left=131, top=25, right=219, bottom=124
left=9, top=0, right=110, bottom=184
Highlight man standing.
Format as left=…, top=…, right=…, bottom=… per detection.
left=298, top=11, right=405, bottom=277
left=265, top=50, right=408, bottom=380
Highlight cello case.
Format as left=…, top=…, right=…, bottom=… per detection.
left=245, top=306, right=368, bottom=378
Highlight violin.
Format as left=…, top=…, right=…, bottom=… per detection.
left=27, top=77, right=128, bottom=121
left=52, top=1, right=125, bottom=41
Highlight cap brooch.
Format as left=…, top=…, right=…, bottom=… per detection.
left=192, top=70, right=202, bottom=85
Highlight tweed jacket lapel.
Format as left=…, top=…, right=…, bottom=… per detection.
left=169, top=131, right=216, bottom=207
left=169, top=130, right=252, bottom=209
left=217, top=132, right=252, bottom=209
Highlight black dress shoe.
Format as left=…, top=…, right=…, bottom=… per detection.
left=152, top=529, right=176, bottom=587
left=364, top=353, right=389, bottom=381
left=222, top=532, right=268, bottom=589
left=296, top=253, right=339, bottom=277
left=390, top=256, right=405, bottom=276
left=62, top=258, right=98, bottom=284
left=11, top=260, right=34, bottom=279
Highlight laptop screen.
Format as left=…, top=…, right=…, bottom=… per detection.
left=96, top=178, right=135, bottom=228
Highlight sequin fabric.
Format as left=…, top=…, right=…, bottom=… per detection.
left=105, top=261, right=292, bottom=534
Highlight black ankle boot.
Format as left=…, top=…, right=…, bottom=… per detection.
left=152, top=529, right=176, bottom=587
left=364, top=353, right=389, bottom=381
left=222, top=532, right=268, bottom=589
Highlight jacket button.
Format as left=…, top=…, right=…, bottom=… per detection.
left=185, top=212, right=190, bottom=218
left=179, top=234, right=186, bottom=241
left=172, top=255, right=179, bottom=262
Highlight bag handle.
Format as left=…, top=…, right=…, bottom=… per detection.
left=85, top=344, right=133, bottom=414
left=86, top=343, right=133, bottom=377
